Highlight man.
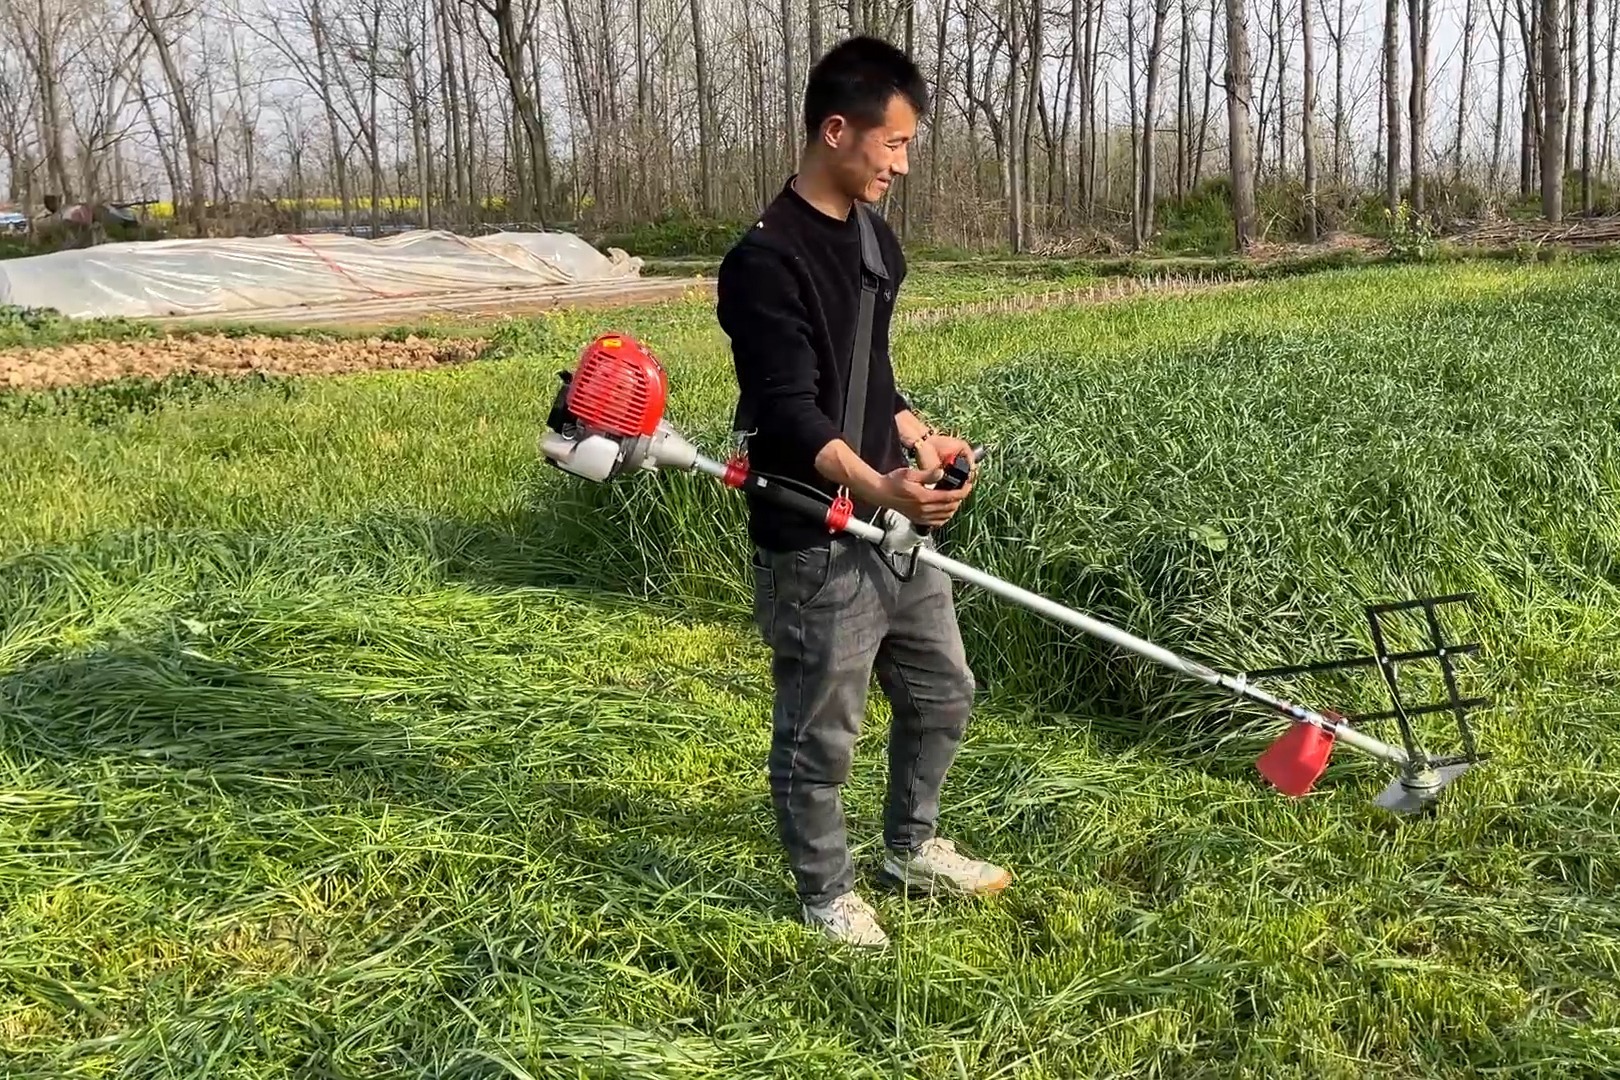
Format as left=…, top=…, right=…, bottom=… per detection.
left=715, top=35, right=1012, bottom=949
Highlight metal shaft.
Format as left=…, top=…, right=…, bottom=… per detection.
left=691, top=452, right=1410, bottom=768
left=915, top=546, right=1409, bottom=765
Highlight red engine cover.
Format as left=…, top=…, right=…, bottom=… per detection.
left=567, top=333, right=668, bottom=438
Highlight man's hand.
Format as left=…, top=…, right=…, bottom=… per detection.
left=911, top=431, right=977, bottom=483
left=867, top=466, right=971, bottom=528
left=896, top=409, right=978, bottom=489
left=814, top=439, right=972, bottom=528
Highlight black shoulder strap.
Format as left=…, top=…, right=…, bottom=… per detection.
left=730, top=203, right=889, bottom=456
left=838, top=204, right=888, bottom=458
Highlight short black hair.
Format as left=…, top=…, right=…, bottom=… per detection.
left=802, top=36, right=929, bottom=139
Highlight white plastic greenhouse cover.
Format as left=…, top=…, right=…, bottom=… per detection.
left=0, top=229, right=645, bottom=319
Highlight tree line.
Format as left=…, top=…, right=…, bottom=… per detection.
left=0, top=0, right=1612, bottom=253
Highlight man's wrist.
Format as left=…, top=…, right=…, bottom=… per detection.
left=896, top=409, right=934, bottom=450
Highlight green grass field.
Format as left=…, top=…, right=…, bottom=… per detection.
left=3, top=261, right=1619, bottom=1077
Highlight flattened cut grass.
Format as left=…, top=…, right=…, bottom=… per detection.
left=2, top=259, right=1618, bottom=1077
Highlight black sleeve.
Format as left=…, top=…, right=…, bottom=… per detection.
left=716, top=242, right=844, bottom=468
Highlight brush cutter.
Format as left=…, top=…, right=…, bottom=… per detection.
left=538, top=333, right=1490, bottom=815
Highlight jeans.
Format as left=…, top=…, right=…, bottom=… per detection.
left=750, top=536, right=978, bottom=907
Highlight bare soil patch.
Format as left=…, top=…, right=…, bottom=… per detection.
left=2, top=333, right=488, bottom=391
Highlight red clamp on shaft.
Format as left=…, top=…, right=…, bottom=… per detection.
left=826, top=490, right=854, bottom=532
left=722, top=455, right=749, bottom=488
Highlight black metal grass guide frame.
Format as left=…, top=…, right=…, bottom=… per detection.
left=1244, top=592, right=1492, bottom=770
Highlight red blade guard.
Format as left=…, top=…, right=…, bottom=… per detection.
left=1257, top=720, right=1336, bottom=797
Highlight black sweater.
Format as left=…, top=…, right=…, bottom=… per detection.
left=716, top=179, right=911, bottom=552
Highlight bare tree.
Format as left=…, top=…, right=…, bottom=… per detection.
left=1225, top=0, right=1258, bottom=248
left=1194, top=0, right=1216, bottom=187
left=691, top=0, right=712, bottom=215
left=1176, top=0, right=1190, bottom=202
left=0, top=28, right=38, bottom=206
left=1007, top=0, right=1025, bottom=251
left=1490, top=0, right=1509, bottom=192
left=1603, top=0, right=1617, bottom=198
left=1302, top=0, right=1318, bottom=238
left=1406, top=0, right=1431, bottom=214
left=1582, top=0, right=1596, bottom=210
left=469, top=0, right=553, bottom=223
left=1542, top=0, right=1564, bottom=218
left=1324, top=0, right=1347, bottom=189
left=1454, top=0, right=1476, bottom=183
left=1565, top=0, right=1577, bottom=168
left=5, top=0, right=77, bottom=205
left=1127, top=0, right=1142, bottom=247
left=1141, top=0, right=1171, bottom=242
left=1383, top=0, right=1401, bottom=210
left=133, top=0, right=210, bottom=233
left=1519, top=0, right=1542, bottom=197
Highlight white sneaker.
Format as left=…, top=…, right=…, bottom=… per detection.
left=801, top=890, right=890, bottom=948
left=882, top=836, right=1013, bottom=896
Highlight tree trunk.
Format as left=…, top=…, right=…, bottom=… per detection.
left=1582, top=0, right=1596, bottom=210
left=1023, top=0, right=1041, bottom=236
left=306, top=0, right=353, bottom=230
left=1225, top=0, right=1259, bottom=248
left=1603, top=0, right=1617, bottom=199
left=1083, top=0, right=1099, bottom=213
left=1406, top=0, right=1430, bottom=214
left=1490, top=0, right=1507, bottom=193
left=783, top=0, right=797, bottom=174
left=1061, top=0, right=1080, bottom=219
left=1330, top=0, right=1345, bottom=189
left=136, top=80, right=182, bottom=215
left=1128, top=0, right=1142, bottom=248
left=1542, top=0, right=1565, bottom=219
left=366, top=0, right=382, bottom=237
left=403, top=44, right=430, bottom=229
left=1008, top=0, right=1025, bottom=251
left=1566, top=0, right=1578, bottom=168
left=438, top=0, right=464, bottom=215
left=15, top=4, right=71, bottom=205
left=1195, top=0, right=1216, bottom=186
left=930, top=0, right=946, bottom=223
left=691, top=0, right=713, bottom=215
left=456, top=3, right=479, bottom=216
left=902, top=0, right=914, bottom=235
left=476, top=0, right=552, bottom=224
left=1384, top=0, right=1402, bottom=210
left=135, top=0, right=208, bottom=234
left=809, top=0, right=823, bottom=61
left=1273, top=0, right=1286, bottom=179
left=1521, top=0, right=1542, bottom=197
left=1177, top=0, right=1190, bottom=203
left=1455, top=0, right=1476, bottom=183
left=1302, top=0, right=1318, bottom=239
left=1142, top=0, right=1169, bottom=243
left=229, top=30, right=259, bottom=201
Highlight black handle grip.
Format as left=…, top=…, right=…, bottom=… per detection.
left=740, top=471, right=844, bottom=524
left=915, top=447, right=982, bottom=537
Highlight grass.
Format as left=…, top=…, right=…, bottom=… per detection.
left=3, top=259, right=1619, bottom=1076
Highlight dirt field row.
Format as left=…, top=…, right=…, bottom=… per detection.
left=1, top=333, right=489, bottom=392
left=0, top=256, right=1324, bottom=393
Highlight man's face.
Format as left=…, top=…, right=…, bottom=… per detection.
left=824, top=93, right=918, bottom=205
